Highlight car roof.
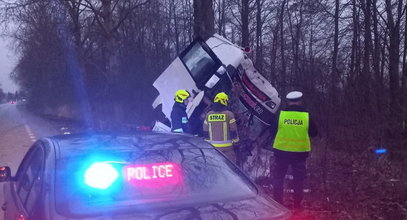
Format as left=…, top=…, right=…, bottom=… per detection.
left=48, top=131, right=213, bottom=158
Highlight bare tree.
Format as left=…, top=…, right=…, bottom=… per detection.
left=193, top=0, right=215, bottom=40
left=215, top=0, right=227, bottom=36
left=385, top=0, right=404, bottom=115
left=255, top=0, right=264, bottom=72
left=359, top=0, right=373, bottom=114
left=371, top=0, right=384, bottom=114
left=331, top=0, right=340, bottom=102
left=279, top=0, right=287, bottom=94
left=286, top=0, right=305, bottom=87
left=402, top=4, right=407, bottom=111
left=241, top=0, right=250, bottom=47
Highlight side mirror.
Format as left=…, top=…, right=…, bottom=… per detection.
left=0, top=166, right=11, bottom=182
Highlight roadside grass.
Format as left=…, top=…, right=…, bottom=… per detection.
left=251, top=125, right=407, bottom=220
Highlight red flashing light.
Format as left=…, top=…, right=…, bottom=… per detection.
left=243, top=47, right=251, bottom=53
left=17, top=214, right=26, bottom=220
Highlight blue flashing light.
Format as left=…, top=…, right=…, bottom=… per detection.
left=375, top=148, right=387, bottom=154
left=84, top=162, right=119, bottom=190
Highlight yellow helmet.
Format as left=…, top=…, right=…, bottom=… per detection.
left=214, top=92, right=229, bottom=106
left=174, top=89, right=190, bottom=103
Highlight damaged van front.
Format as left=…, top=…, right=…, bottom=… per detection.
left=152, top=34, right=281, bottom=137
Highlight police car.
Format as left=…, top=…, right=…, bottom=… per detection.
left=0, top=132, right=290, bottom=220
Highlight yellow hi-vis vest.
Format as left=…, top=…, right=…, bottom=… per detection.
left=273, top=111, right=311, bottom=152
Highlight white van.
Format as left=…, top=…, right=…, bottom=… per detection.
left=152, top=34, right=281, bottom=136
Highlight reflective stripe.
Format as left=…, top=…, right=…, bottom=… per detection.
left=173, top=128, right=183, bottom=133
left=207, top=140, right=233, bottom=148
left=232, top=138, right=240, bottom=143
left=229, top=118, right=236, bottom=124
left=223, top=122, right=227, bottom=141
left=277, top=137, right=309, bottom=143
left=209, top=123, right=213, bottom=140
left=212, top=143, right=233, bottom=147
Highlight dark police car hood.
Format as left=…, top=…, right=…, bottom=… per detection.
left=76, top=195, right=290, bottom=220
left=151, top=195, right=289, bottom=220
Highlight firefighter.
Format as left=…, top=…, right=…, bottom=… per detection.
left=271, top=91, right=318, bottom=209
left=203, top=92, right=239, bottom=163
left=171, top=89, right=191, bottom=133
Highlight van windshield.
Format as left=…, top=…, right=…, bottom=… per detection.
left=180, top=42, right=220, bottom=89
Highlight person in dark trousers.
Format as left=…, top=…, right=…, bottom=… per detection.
left=203, top=92, right=239, bottom=163
left=270, top=91, right=318, bottom=209
left=170, top=89, right=191, bottom=133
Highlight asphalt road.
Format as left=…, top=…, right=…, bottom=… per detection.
left=0, top=102, right=62, bottom=220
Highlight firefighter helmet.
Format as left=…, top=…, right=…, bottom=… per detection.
left=214, top=92, right=229, bottom=106
left=174, top=90, right=190, bottom=103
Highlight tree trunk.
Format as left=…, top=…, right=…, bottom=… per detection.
left=372, top=0, right=382, bottom=114
left=385, top=0, right=401, bottom=116
left=171, top=0, right=180, bottom=54
left=101, top=0, right=123, bottom=126
left=402, top=3, right=407, bottom=111
left=241, top=0, right=250, bottom=47
left=101, top=0, right=116, bottom=76
left=331, top=0, right=339, bottom=103
left=193, top=0, right=215, bottom=40
left=360, top=0, right=372, bottom=113
left=280, top=0, right=287, bottom=95
left=65, top=0, right=82, bottom=49
left=348, top=0, right=360, bottom=111
left=308, top=21, right=315, bottom=95
left=269, top=23, right=279, bottom=84
left=255, top=0, right=263, bottom=72
left=293, top=0, right=303, bottom=86
left=216, top=0, right=227, bottom=36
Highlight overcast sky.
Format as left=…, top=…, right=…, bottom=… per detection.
left=0, top=37, right=18, bottom=93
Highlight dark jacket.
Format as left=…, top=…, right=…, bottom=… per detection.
left=270, top=104, right=318, bottom=159
left=170, top=102, right=190, bottom=133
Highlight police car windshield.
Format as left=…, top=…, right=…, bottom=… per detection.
left=55, top=147, right=257, bottom=216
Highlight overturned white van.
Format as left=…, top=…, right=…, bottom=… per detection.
left=152, top=34, right=281, bottom=138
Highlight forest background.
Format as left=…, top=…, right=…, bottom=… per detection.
left=1, top=0, right=407, bottom=219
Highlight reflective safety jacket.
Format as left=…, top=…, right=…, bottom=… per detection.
left=170, top=102, right=189, bottom=133
left=273, top=111, right=311, bottom=152
left=203, top=110, right=239, bottom=147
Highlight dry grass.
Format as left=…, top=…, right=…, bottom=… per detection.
left=247, top=124, right=407, bottom=220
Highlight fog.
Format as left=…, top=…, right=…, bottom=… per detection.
left=0, top=37, right=18, bottom=93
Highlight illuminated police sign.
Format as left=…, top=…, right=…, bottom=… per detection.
left=124, top=162, right=182, bottom=186
left=127, top=164, right=174, bottom=180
